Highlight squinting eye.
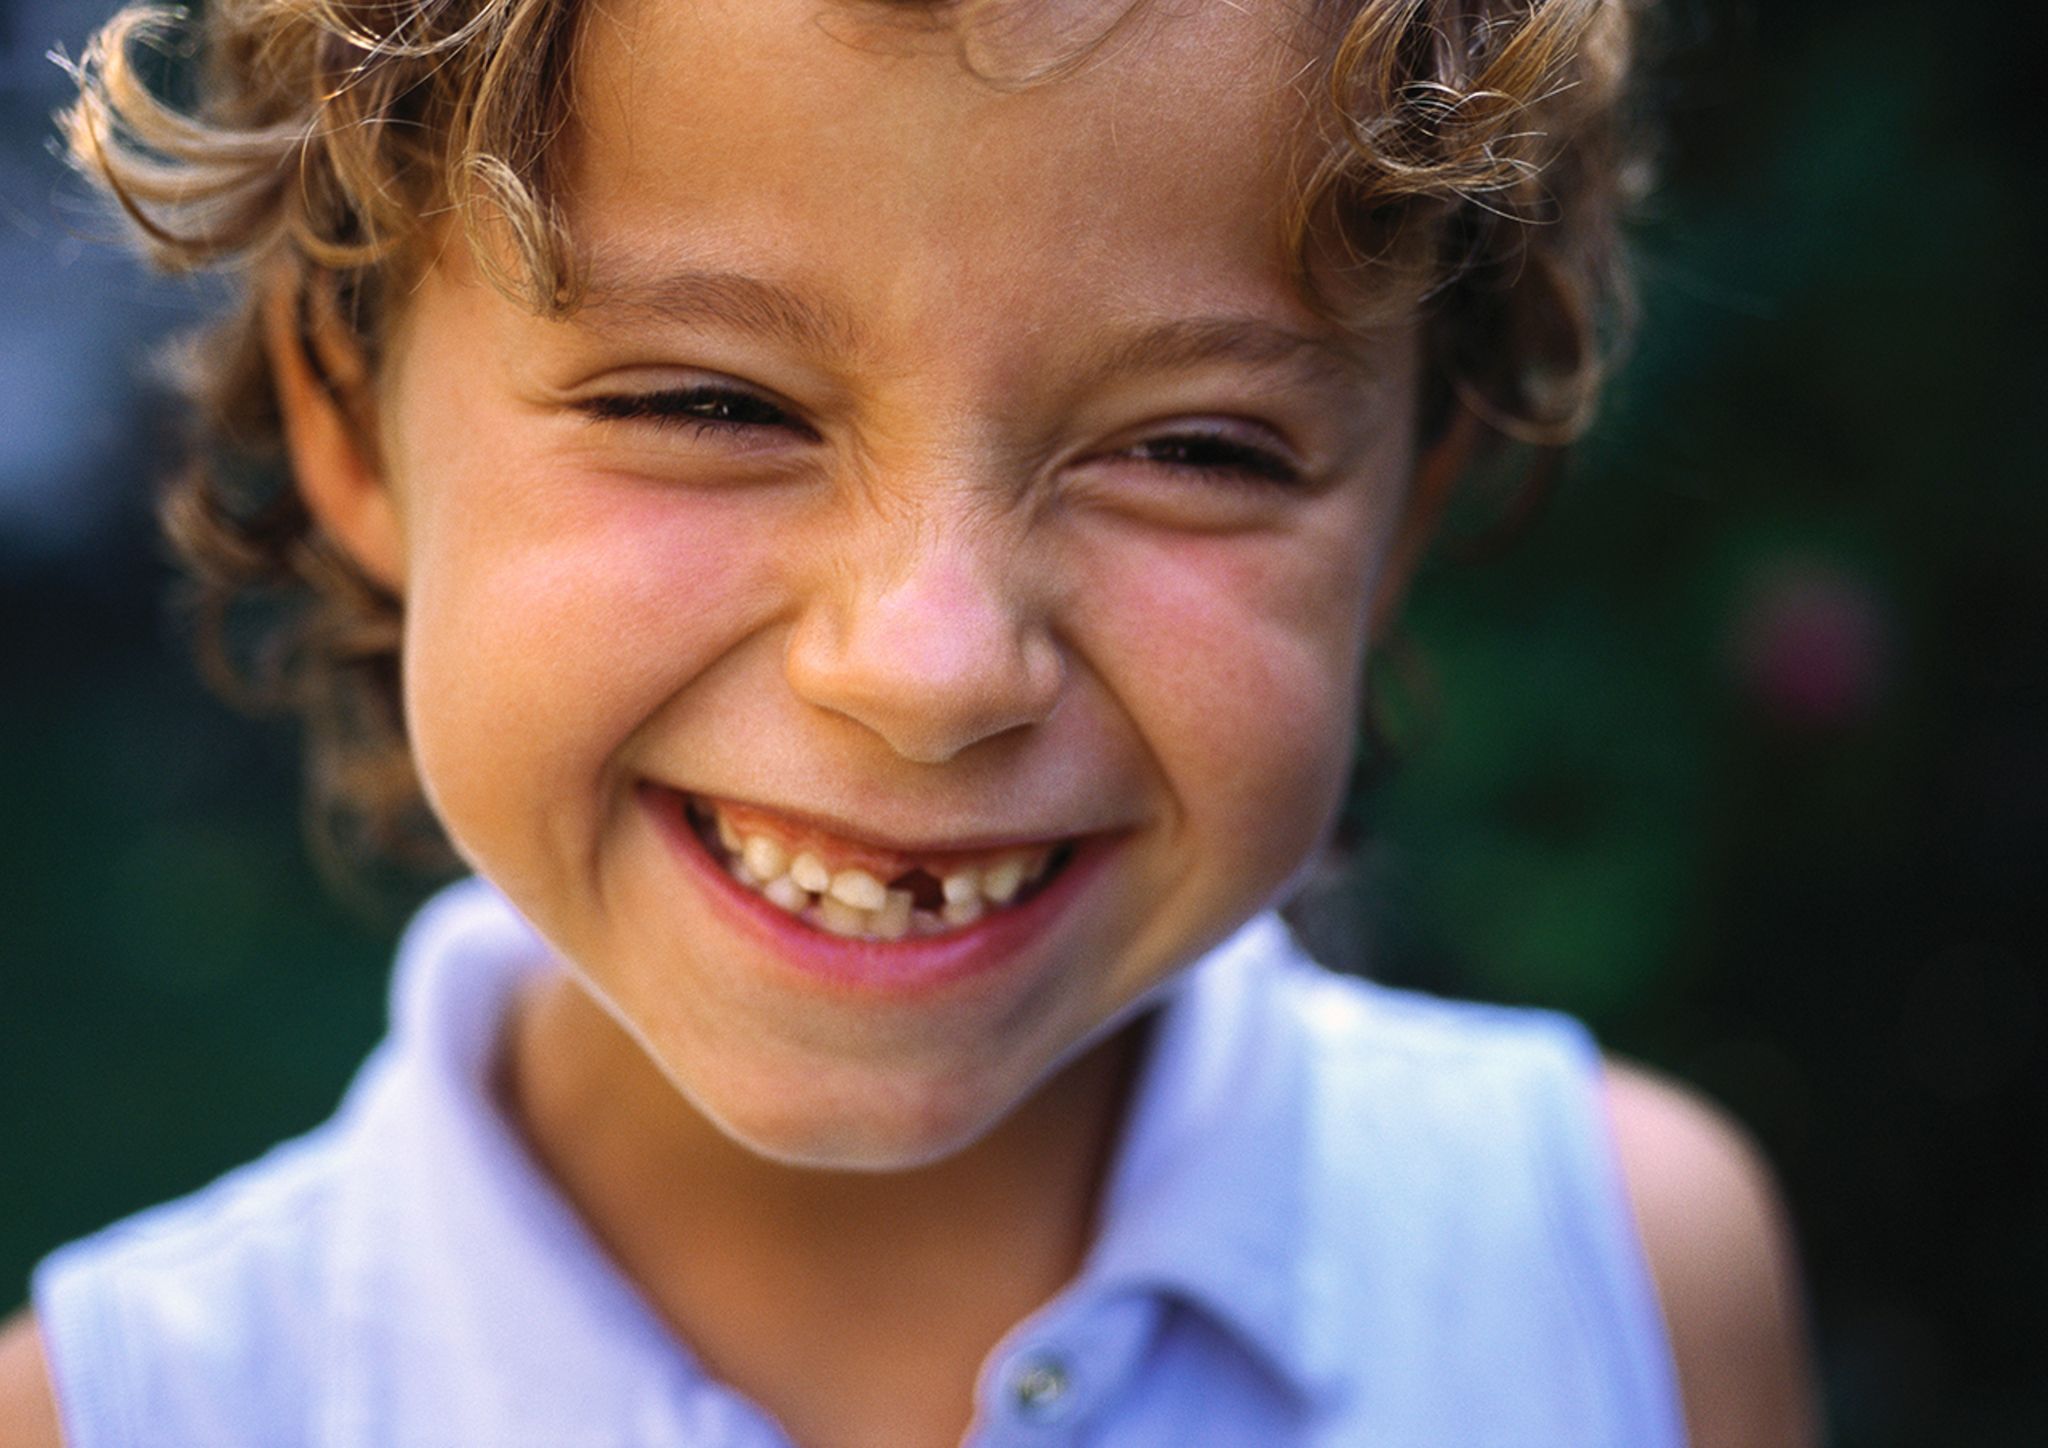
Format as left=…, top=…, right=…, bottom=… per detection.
left=1126, top=432, right=1303, bottom=487
left=576, top=386, right=813, bottom=439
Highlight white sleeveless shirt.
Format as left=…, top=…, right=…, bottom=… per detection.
left=33, top=879, right=1684, bottom=1445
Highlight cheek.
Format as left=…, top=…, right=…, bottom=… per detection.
left=396, top=467, right=781, bottom=861
left=1077, top=510, right=1379, bottom=856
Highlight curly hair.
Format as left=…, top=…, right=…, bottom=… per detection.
left=57, top=0, right=1647, bottom=884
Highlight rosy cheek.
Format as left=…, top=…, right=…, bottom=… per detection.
left=1075, top=522, right=1372, bottom=827
left=401, top=470, right=785, bottom=835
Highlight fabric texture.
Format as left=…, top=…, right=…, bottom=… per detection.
left=33, top=878, right=1685, bottom=1446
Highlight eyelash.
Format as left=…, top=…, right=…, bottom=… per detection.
left=578, top=386, right=811, bottom=439
left=579, top=386, right=1303, bottom=486
left=1123, top=432, right=1302, bottom=487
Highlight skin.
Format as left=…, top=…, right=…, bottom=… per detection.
left=0, top=3, right=1819, bottom=1446
left=1610, top=1065, right=1824, bottom=1447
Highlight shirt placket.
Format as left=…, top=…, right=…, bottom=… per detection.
left=965, top=1289, right=1160, bottom=1447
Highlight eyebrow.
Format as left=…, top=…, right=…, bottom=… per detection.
left=1077, top=315, right=1375, bottom=393
left=574, top=264, right=1372, bottom=390
left=576, top=266, right=868, bottom=359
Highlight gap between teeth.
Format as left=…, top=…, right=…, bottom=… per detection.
left=715, top=819, right=1053, bottom=939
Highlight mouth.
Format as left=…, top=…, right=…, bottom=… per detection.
left=661, top=790, right=1079, bottom=945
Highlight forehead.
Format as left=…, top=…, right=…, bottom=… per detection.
left=568, top=0, right=1310, bottom=201
left=557, top=0, right=1339, bottom=367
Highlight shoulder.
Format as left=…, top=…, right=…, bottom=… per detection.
left=1275, top=952, right=1568, bottom=1065
left=1604, top=1062, right=1823, bottom=1448
left=0, top=1313, right=62, bottom=1448
left=44, top=1124, right=352, bottom=1311
left=23, top=1120, right=369, bottom=1448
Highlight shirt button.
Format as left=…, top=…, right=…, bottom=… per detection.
left=1009, top=1352, right=1071, bottom=1420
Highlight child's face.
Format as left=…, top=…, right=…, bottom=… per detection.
left=348, top=0, right=1427, bottom=1167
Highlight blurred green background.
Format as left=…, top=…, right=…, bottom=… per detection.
left=3, top=2, right=2041, bottom=1443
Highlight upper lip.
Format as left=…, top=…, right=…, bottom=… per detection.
left=661, top=785, right=1112, bottom=858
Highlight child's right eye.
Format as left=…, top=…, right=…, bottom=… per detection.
left=576, top=386, right=816, bottom=441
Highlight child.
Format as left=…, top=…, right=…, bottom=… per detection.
left=1, top=1, right=1817, bottom=1444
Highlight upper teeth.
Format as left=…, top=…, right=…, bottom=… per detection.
left=741, top=834, right=788, bottom=882
left=788, top=851, right=831, bottom=894
left=982, top=857, right=1027, bottom=904
left=826, top=868, right=888, bottom=911
left=704, top=805, right=1059, bottom=940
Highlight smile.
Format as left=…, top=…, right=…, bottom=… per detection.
left=675, top=793, right=1076, bottom=943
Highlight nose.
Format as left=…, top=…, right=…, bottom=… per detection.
left=784, top=531, right=1063, bottom=764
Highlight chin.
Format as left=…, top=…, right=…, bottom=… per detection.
left=676, top=1059, right=1019, bottom=1175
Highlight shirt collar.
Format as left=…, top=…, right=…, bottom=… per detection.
left=1074, top=912, right=1322, bottom=1404
left=342, top=879, right=763, bottom=1442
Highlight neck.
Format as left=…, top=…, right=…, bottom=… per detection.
left=499, top=970, right=1145, bottom=1448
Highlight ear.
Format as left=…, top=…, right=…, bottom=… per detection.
left=1368, top=405, right=1482, bottom=637
left=262, top=278, right=407, bottom=592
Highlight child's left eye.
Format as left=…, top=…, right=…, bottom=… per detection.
left=575, top=385, right=814, bottom=440
left=1123, top=431, right=1303, bottom=487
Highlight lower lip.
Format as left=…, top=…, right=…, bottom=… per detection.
left=640, top=784, right=1112, bottom=996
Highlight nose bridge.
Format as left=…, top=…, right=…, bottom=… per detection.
left=786, top=493, right=1062, bottom=763
left=872, top=522, right=1002, bottom=648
